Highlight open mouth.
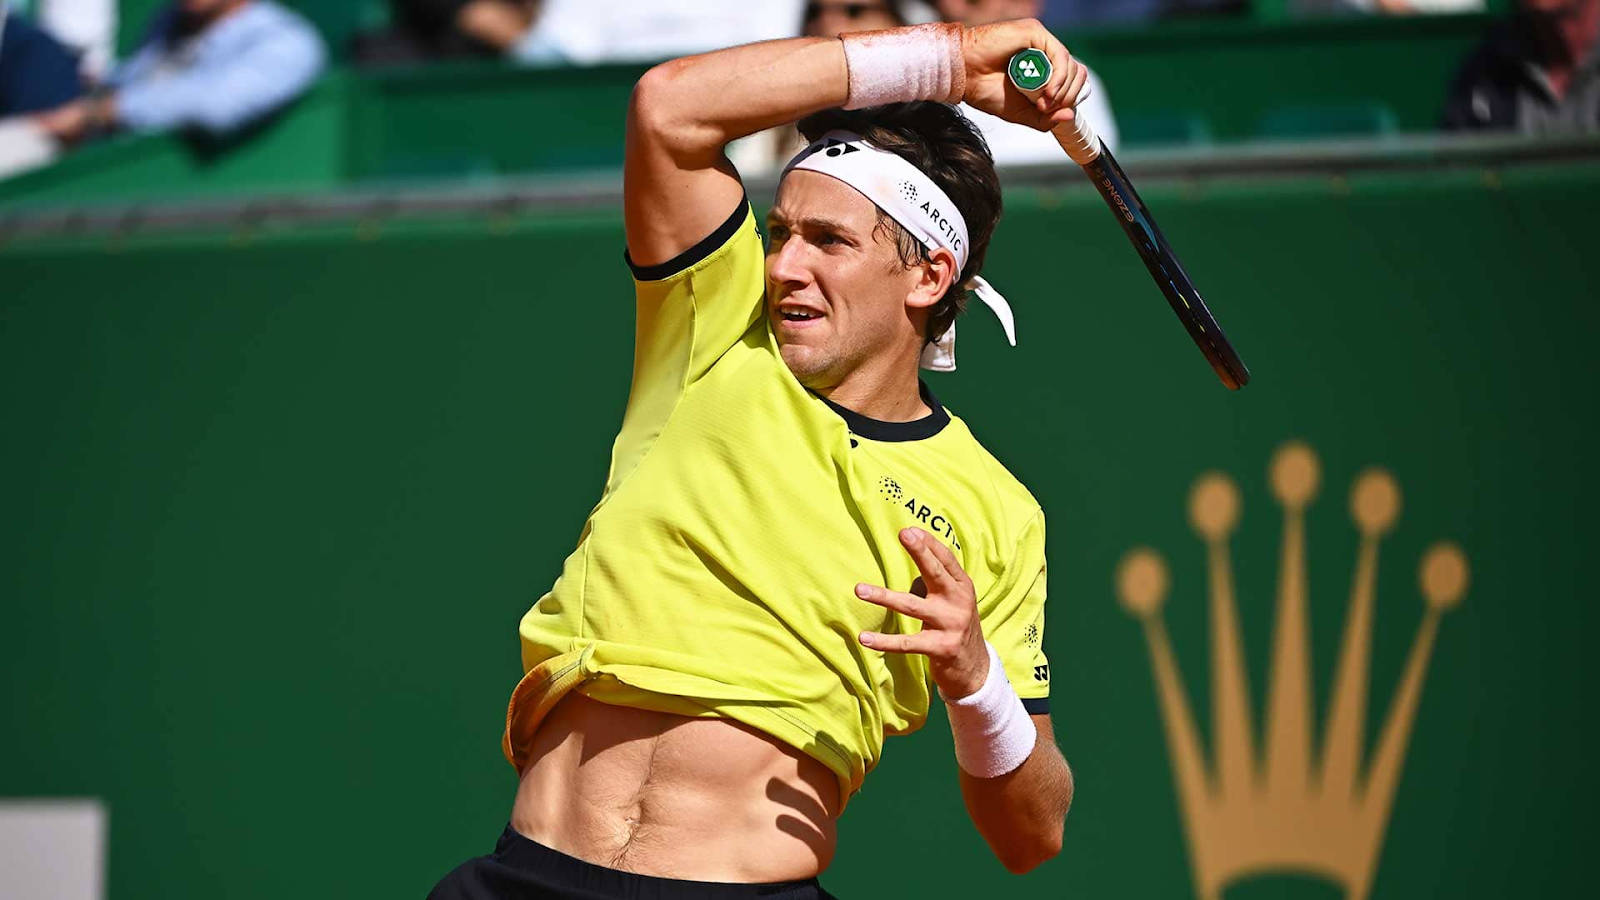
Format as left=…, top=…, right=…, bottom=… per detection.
left=781, top=311, right=823, bottom=322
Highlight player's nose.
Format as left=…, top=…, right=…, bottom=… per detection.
left=766, top=235, right=813, bottom=288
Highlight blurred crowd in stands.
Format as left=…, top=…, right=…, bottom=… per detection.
left=0, top=0, right=1595, bottom=184
left=1, top=0, right=325, bottom=177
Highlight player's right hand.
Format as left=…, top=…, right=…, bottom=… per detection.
left=960, top=19, right=1089, bottom=133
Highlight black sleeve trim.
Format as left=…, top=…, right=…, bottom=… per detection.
left=1021, top=697, right=1051, bottom=715
left=624, top=196, right=752, bottom=282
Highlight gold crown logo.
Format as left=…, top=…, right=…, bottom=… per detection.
left=1115, top=441, right=1468, bottom=900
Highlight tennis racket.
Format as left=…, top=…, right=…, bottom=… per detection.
left=1007, top=48, right=1250, bottom=390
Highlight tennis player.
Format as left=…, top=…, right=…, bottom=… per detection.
left=430, top=17, right=1086, bottom=899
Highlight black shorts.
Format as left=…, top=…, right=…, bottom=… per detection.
left=428, top=825, right=838, bottom=899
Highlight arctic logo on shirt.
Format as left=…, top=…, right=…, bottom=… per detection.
left=880, top=475, right=961, bottom=551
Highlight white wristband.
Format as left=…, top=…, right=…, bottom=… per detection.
left=839, top=23, right=966, bottom=110
left=940, top=641, right=1037, bottom=778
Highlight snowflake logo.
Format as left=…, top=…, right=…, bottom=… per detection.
left=879, top=476, right=903, bottom=501
left=1024, top=623, right=1041, bottom=648
left=898, top=181, right=918, bottom=203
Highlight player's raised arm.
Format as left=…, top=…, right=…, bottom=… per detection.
left=624, top=19, right=1086, bottom=271
left=624, top=37, right=848, bottom=269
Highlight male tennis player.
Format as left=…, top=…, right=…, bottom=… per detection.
left=430, top=17, right=1087, bottom=899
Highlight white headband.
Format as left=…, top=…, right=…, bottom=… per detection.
left=780, top=130, right=1015, bottom=372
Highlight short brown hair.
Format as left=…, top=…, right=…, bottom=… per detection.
left=796, top=102, right=1002, bottom=345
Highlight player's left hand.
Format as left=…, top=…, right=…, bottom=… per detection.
left=856, top=527, right=990, bottom=700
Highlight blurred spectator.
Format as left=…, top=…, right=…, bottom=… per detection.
left=509, top=0, right=803, bottom=65
left=0, top=3, right=85, bottom=117
left=354, top=1, right=535, bottom=63
left=1041, top=0, right=1167, bottom=26
left=30, top=0, right=325, bottom=146
left=934, top=0, right=1120, bottom=161
left=0, top=3, right=81, bottom=179
left=1441, top=0, right=1599, bottom=134
left=32, top=0, right=117, bottom=78
left=359, top=0, right=806, bottom=67
left=1293, top=0, right=1481, bottom=14
left=805, top=0, right=908, bottom=34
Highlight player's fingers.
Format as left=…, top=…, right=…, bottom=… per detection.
left=858, top=629, right=935, bottom=656
left=1052, top=59, right=1089, bottom=113
left=899, top=528, right=956, bottom=589
left=1045, top=54, right=1079, bottom=110
left=1068, top=61, right=1090, bottom=107
left=914, top=530, right=969, bottom=590
left=1046, top=65, right=1092, bottom=127
left=1035, top=30, right=1074, bottom=113
left=855, top=582, right=933, bottom=622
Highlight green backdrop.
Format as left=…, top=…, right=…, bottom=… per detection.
left=3, top=154, right=1596, bottom=897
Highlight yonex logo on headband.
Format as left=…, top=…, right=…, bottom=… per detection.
left=822, top=139, right=860, bottom=157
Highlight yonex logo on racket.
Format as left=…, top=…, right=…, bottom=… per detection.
left=1007, top=49, right=1051, bottom=92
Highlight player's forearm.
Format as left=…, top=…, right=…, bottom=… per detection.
left=630, top=37, right=848, bottom=164
left=958, top=739, right=1073, bottom=874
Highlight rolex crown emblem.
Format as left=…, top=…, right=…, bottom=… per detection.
left=1115, top=441, right=1467, bottom=900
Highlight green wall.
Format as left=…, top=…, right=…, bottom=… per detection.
left=3, top=158, right=1596, bottom=897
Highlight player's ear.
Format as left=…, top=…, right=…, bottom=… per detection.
left=905, top=247, right=957, bottom=311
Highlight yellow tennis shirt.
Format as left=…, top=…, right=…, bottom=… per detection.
left=502, top=198, right=1050, bottom=809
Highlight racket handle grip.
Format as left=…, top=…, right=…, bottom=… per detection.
left=1005, top=48, right=1101, bottom=166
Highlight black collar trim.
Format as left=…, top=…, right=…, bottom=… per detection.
left=814, top=381, right=950, bottom=442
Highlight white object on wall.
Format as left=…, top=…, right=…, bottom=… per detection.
left=0, top=799, right=107, bottom=900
